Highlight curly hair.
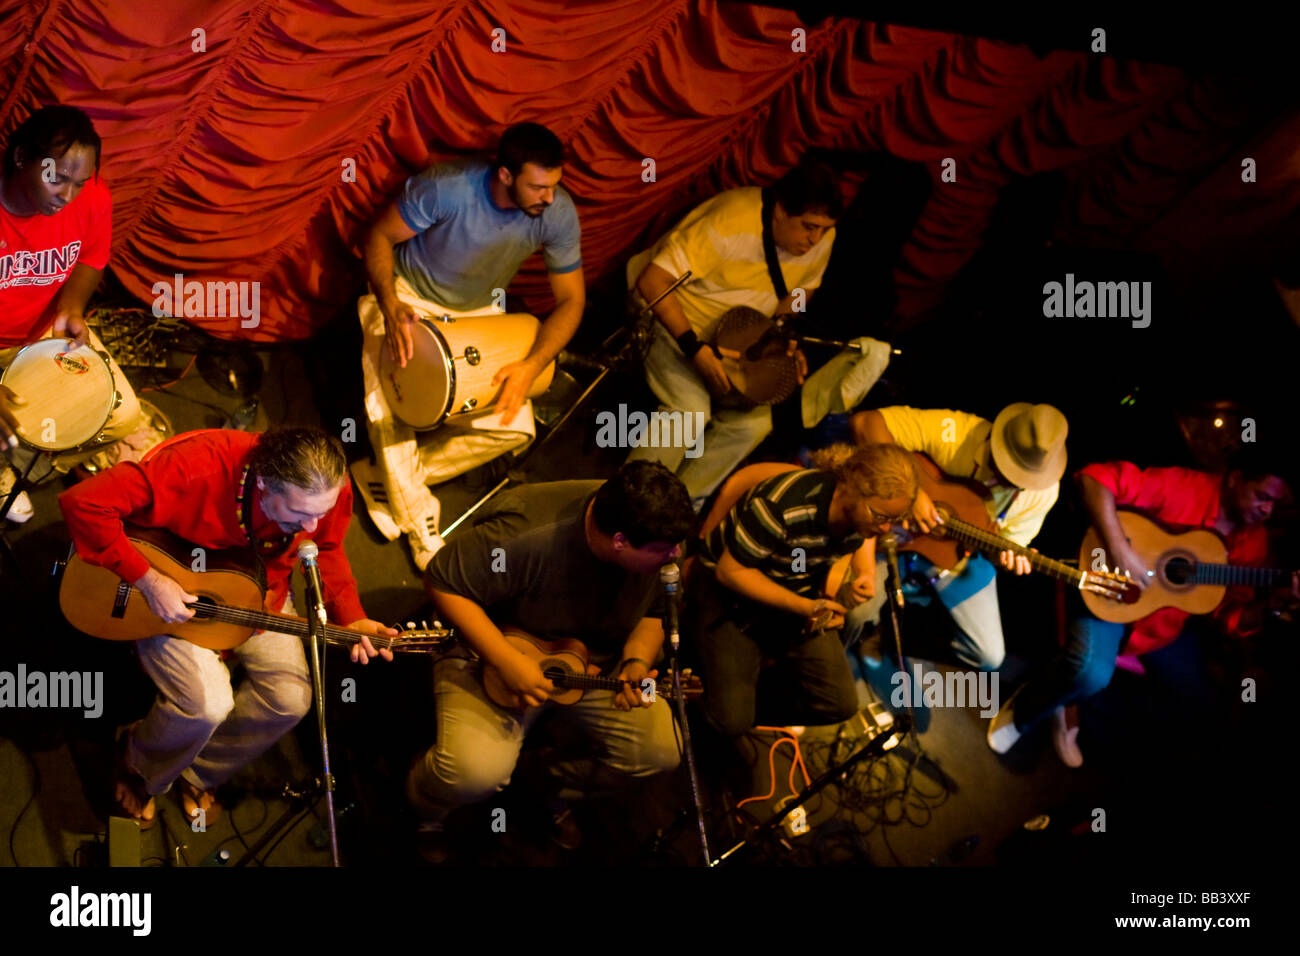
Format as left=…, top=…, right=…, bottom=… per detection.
left=809, top=442, right=918, bottom=503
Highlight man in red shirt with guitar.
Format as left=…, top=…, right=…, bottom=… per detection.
left=988, top=447, right=1297, bottom=766
left=60, top=427, right=397, bottom=828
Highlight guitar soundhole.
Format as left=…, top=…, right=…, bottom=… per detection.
left=191, top=595, right=218, bottom=619
left=1164, top=557, right=1195, bottom=586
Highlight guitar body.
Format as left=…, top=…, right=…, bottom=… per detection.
left=904, top=453, right=997, bottom=570
left=1079, top=511, right=1228, bottom=624
left=60, top=527, right=268, bottom=650
left=481, top=630, right=590, bottom=707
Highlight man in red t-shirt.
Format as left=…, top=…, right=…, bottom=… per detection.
left=1, top=106, right=144, bottom=520
left=988, top=447, right=1297, bottom=766
left=60, top=427, right=397, bottom=827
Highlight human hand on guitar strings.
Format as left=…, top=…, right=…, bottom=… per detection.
left=906, top=488, right=943, bottom=535
left=134, top=567, right=199, bottom=624
left=345, top=619, right=399, bottom=664
left=614, top=659, right=658, bottom=711
left=497, top=649, right=557, bottom=708
left=998, top=549, right=1034, bottom=576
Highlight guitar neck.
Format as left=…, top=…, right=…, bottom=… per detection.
left=1191, top=564, right=1291, bottom=588
left=188, top=601, right=401, bottom=650
left=941, top=516, right=1084, bottom=585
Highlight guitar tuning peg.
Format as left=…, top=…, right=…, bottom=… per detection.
left=404, top=621, right=416, bottom=630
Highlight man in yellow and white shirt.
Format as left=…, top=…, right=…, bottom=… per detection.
left=626, top=161, right=842, bottom=507
left=846, top=403, right=1068, bottom=670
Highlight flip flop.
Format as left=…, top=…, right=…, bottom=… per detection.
left=174, top=775, right=221, bottom=825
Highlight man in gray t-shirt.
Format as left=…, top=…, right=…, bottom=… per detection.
left=409, top=462, right=697, bottom=850
left=358, top=123, right=588, bottom=572
left=365, top=122, right=584, bottom=428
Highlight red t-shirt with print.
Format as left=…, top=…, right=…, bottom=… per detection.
left=0, top=176, right=112, bottom=347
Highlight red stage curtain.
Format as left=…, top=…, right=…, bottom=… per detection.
left=2, top=1, right=1293, bottom=341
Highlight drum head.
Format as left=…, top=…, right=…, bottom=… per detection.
left=0, top=340, right=116, bottom=451
left=379, top=321, right=454, bottom=430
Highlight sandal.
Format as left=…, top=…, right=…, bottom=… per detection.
left=111, top=729, right=157, bottom=830
left=174, top=775, right=221, bottom=825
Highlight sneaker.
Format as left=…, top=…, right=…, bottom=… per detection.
left=0, top=467, right=33, bottom=524
left=986, top=692, right=1022, bottom=754
left=349, top=458, right=401, bottom=539
left=1050, top=705, right=1083, bottom=768
left=407, top=523, right=445, bottom=573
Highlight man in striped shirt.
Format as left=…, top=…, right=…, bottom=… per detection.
left=690, top=444, right=918, bottom=737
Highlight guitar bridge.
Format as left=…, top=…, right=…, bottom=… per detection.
left=112, top=580, right=131, bottom=619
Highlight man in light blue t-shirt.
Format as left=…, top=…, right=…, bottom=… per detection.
left=364, top=122, right=585, bottom=427
left=359, top=123, right=586, bottom=571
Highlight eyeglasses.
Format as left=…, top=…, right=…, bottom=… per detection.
left=864, top=504, right=910, bottom=526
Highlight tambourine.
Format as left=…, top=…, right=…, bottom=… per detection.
left=712, top=306, right=800, bottom=405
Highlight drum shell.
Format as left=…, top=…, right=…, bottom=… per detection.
left=0, top=340, right=118, bottom=451
left=379, top=312, right=555, bottom=430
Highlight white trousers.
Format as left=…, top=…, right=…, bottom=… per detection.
left=126, top=598, right=311, bottom=794
left=356, top=277, right=537, bottom=541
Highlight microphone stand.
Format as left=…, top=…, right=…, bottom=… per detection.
left=662, top=563, right=710, bottom=866
left=234, top=541, right=341, bottom=867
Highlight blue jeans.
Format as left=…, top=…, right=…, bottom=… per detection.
left=1012, top=613, right=1125, bottom=731
left=844, top=553, right=1006, bottom=670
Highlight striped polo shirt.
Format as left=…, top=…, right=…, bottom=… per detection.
left=699, top=469, right=862, bottom=598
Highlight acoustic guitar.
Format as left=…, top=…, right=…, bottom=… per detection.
left=57, top=525, right=451, bottom=654
left=1079, top=510, right=1296, bottom=623
left=826, top=453, right=1134, bottom=604
left=481, top=628, right=702, bottom=710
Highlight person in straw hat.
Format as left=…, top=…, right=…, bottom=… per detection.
left=845, top=402, right=1069, bottom=672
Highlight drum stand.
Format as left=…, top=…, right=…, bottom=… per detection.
left=441, top=271, right=692, bottom=539
left=0, top=448, right=47, bottom=578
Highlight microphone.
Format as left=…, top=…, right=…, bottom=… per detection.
left=298, top=540, right=327, bottom=625
left=882, top=533, right=904, bottom=610
left=660, top=562, right=681, bottom=650
left=557, top=350, right=608, bottom=375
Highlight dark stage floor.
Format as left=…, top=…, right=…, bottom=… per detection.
left=0, top=300, right=1291, bottom=871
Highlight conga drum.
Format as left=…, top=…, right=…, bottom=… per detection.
left=0, top=339, right=120, bottom=451
left=379, top=313, right=555, bottom=430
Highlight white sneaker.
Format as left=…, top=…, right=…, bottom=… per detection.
left=987, top=693, right=1022, bottom=754
left=407, top=529, right=445, bottom=573
left=1051, top=705, right=1083, bottom=768
left=349, top=459, right=401, bottom=540
left=0, top=468, right=33, bottom=524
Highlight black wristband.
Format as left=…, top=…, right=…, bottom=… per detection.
left=675, top=329, right=704, bottom=358
left=620, top=657, right=651, bottom=673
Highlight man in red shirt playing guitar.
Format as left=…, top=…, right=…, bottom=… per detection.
left=988, top=446, right=1298, bottom=766
left=60, top=427, right=397, bottom=828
